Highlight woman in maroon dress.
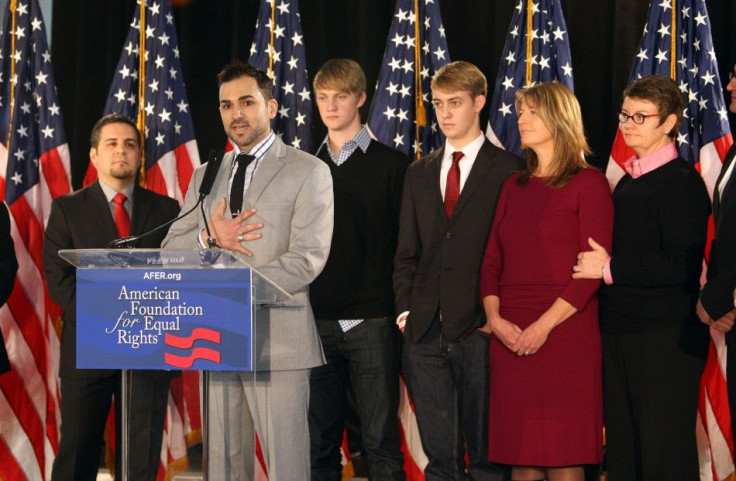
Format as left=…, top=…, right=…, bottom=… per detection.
left=480, top=82, right=613, bottom=481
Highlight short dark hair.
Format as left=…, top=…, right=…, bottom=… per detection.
left=217, top=60, right=274, bottom=101
left=90, top=114, right=140, bottom=148
left=623, top=75, right=684, bottom=139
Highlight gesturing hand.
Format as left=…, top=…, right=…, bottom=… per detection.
left=206, top=198, right=264, bottom=256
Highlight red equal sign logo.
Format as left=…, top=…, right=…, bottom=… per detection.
left=164, top=327, right=222, bottom=368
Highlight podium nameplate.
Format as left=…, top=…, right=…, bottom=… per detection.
left=76, top=267, right=253, bottom=371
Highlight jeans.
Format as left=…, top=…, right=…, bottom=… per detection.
left=309, top=317, right=405, bottom=481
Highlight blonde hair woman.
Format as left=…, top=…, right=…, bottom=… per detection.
left=481, top=82, right=613, bottom=481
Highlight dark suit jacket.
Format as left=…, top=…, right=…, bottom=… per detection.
left=702, top=144, right=736, bottom=333
left=0, top=203, right=18, bottom=374
left=43, top=181, right=180, bottom=378
left=394, top=138, right=525, bottom=343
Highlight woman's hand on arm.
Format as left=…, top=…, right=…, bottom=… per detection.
left=572, top=237, right=609, bottom=280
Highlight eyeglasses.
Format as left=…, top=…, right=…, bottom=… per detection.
left=729, top=72, right=736, bottom=81
left=617, top=112, right=659, bottom=125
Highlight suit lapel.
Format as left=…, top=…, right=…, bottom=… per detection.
left=428, top=148, right=447, bottom=223
left=215, top=151, right=235, bottom=216
left=88, top=182, right=119, bottom=239
left=245, top=138, right=285, bottom=206
left=130, top=185, right=152, bottom=235
left=715, top=145, right=736, bottom=225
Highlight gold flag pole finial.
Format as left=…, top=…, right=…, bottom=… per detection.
left=137, top=1, right=147, bottom=185
left=525, top=0, right=533, bottom=87
left=6, top=0, right=18, bottom=149
left=414, top=0, right=426, bottom=160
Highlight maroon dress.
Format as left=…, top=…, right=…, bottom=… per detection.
left=480, top=168, right=613, bottom=466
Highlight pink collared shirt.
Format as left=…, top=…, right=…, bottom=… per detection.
left=602, top=142, right=678, bottom=284
left=622, top=142, right=678, bottom=179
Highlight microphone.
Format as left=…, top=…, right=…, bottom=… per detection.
left=199, top=149, right=225, bottom=197
left=107, top=149, right=225, bottom=248
left=199, top=149, right=224, bottom=247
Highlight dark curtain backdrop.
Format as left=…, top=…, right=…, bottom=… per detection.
left=52, top=0, right=736, bottom=189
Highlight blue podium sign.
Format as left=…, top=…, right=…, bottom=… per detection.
left=76, top=267, right=252, bottom=371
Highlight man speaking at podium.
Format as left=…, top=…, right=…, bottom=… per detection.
left=44, top=114, right=180, bottom=481
left=162, top=60, right=333, bottom=479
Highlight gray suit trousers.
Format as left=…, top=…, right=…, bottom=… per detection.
left=207, top=369, right=311, bottom=480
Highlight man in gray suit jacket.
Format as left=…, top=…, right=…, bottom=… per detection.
left=162, top=60, right=333, bottom=480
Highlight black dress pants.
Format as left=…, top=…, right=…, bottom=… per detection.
left=602, top=324, right=708, bottom=481
left=51, top=370, right=169, bottom=481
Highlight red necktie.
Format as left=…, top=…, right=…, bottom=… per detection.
left=444, top=151, right=464, bottom=219
left=113, top=193, right=131, bottom=238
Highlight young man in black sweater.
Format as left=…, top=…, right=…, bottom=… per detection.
left=308, top=59, right=409, bottom=481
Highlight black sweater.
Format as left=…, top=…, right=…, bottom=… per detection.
left=599, top=157, right=711, bottom=333
left=310, top=140, right=410, bottom=320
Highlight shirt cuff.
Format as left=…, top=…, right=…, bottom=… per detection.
left=197, top=229, right=208, bottom=249
left=396, top=311, right=409, bottom=332
left=603, top=257, right=613, bottom=285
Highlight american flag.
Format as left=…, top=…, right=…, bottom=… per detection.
left=248, top=0, right=313, bottom=153
left=366, top=0, right=450, bottom=159
left=605, top=0, right=732, bottom=193
left=83, top=0, right=199, bottom=206
left=603, top=2, right=734, bottom=480
left=84, top=1, right=201, bottom=478
left=486, top=0, right=574, bottom=158
left=0, top=0, right=71, bottom=479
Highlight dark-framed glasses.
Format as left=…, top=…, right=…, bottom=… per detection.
left=617, top=112, right=659, bottom=125
left=729, top=71, right=736, bottom=81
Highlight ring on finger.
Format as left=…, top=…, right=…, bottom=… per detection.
left=525, top=350, right=531, bottom=356
left=237, top=234, right=244, bottom=242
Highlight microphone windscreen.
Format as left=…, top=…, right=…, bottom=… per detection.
left=198, top=149, right=219, bottom=196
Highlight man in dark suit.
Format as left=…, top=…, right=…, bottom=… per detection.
left=697, top=62, right=736, bottom=441
left=0, top=202, right=18, bottom=375
left=394, top=61, right=524, bottom=480
left=44, top=114, right=180, bottom=481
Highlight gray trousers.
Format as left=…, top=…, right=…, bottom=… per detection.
left=207, top=369, right=311, bottom=481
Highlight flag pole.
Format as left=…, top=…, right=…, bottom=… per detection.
left=137, top=2, right=147, bottom=185
left=6, top=0, right=18, bottom=149
left=670, top=0, right=677, bottom=80
left=525, top=0, right=533, bottom=87
left=414, top=0, right=426, bottom=160
left=268, top=0, right=276, bottom=76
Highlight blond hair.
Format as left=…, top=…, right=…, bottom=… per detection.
left=313, top=58, right=367, bottom=94
left=515, top=82, right=591, bottom=187
left=431, top=61, right=487, bottom=99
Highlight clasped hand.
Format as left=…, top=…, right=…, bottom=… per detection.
left=490, top=315, right=550, bottom=357
left=696, top=299, right=736, bottom=333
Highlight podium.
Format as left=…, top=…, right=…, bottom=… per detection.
left=59, top=248, right=294, bottom=480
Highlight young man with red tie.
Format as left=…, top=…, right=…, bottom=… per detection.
left=394, top=61, right=524, bottom=480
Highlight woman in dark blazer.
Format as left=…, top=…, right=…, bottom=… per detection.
left=574, top=75, right=710, bottom=480
left=0, top=202, right=18, bottom=374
